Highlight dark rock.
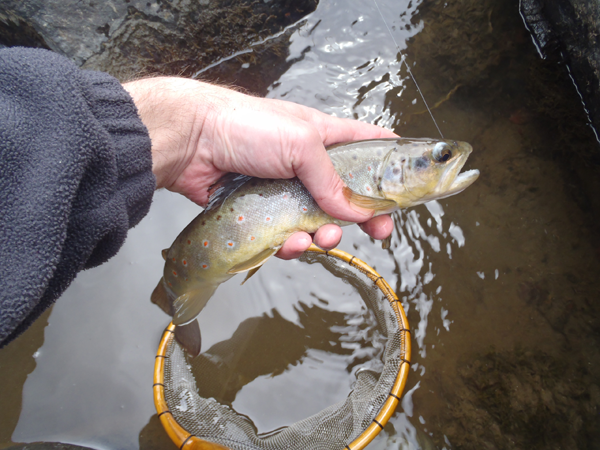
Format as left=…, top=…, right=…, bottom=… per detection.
left=0, top=0, right=317, bottom=83
left=4, top=444, right=98, bottom=450
left=520, top=0, right=600, bottom=139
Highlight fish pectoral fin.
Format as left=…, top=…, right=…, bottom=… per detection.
left=175, top=320, right=202, bottom=357
left=161, top=249, right=168, bottom=261
left=173, top=285, right=218, bottom=325
left=381, top=235, right=392, bottom=250
left=343, top=186, right=397, bottom=211
left=151, top=278, right=174, bottom=316
left=227, top=246, right=281, bottom=275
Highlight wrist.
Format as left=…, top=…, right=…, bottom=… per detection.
left=123, top=77, right=219, bottom=191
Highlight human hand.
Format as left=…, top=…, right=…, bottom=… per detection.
left=123, top=77, right=397, bottom=259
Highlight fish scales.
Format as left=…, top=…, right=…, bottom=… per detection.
left=154, top=138, right=480, bottom=327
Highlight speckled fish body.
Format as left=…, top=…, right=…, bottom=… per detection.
left=154, top=138, right=479, bottom=326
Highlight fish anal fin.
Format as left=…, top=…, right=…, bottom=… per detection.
left=241, top=266, right=261, bottom=285
left=227, top=246, right=280, bottom=275
left=173, top=284, right=218, bottom=325
left=175, top=320, right=202, bottom=357
left=381, top=235, right=392, bottom=250
left=342, top=186, right=397, bottom=211
left=151, top=278, right=174, bottom=316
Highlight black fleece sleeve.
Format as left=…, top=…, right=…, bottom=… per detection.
left=0, top=48, right=155, bottom=346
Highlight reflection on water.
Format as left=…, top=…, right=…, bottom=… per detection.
left=2, top=0, right=600, bottom=448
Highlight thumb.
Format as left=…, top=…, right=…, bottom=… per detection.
left=291, top=132, right=374, bottom=224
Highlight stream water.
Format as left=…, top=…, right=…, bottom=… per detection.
left=1, top=0, right=600, bottom=449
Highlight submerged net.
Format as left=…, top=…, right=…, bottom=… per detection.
left=154, top=246, right=411, bottom=450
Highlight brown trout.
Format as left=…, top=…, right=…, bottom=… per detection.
left=152, top=138, right=478, bottom=351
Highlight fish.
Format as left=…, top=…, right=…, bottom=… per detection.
left=151, top=138, right=479, bottom=355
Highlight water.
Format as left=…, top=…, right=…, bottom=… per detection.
left=2, top=0, right=600, bottom=449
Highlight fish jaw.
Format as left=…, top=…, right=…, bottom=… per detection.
left=435, top=168, right=480, bottom=200
left=427, top=141, right=479, bottom=200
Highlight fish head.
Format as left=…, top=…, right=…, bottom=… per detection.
left=380, top=139, right=479, bottom=208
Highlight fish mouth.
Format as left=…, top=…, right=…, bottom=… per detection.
left=432, top=141, right=479, bottom=199
left=442, top=168, right=480, bottom=198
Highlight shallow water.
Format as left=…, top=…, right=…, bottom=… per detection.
left=2, top=0, right=600, bottom=449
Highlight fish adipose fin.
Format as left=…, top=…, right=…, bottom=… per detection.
left=227, top=246, right=281, bottom=275
left=343, top=186, right=397, bottom=211
left=161, top=249, right=168, bottom=261
left=175, top=320, right=202, bottom=357
left=173, top=285, right=218, bottom=325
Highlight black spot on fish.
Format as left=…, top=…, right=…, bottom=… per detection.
left=414, top=157, right=429, bottom=169
left=352, top=154, right=358, bottom=160
left=393, top=167, right=401, bottom=175
left=259, top=193, right=263, bottom=197
left=217, top=215, right=222, bottom=221
left=201, top=220, right=206, bottom=226
left=230, top=208, right=234, bottom=212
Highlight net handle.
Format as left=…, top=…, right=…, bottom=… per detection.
left=153, top=244, right=411, bottom=450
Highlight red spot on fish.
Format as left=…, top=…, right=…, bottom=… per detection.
left=201, top=263, right=208, bottom=269
left=238, top=215, right=244, bottom=222
left=265, top=216, right=272, bottom=222
left=250, top=236, right=256, bottom=241
left=187, top=240, right=191, bottom=245
left=349, top=173, right=353, bottom=179
left=302, top=206, right=308, bottom=212
left=168, top=282, right=172, bottom=287
left=227, top=241, right=235, bottom=248
left=368, top=166, right=372, bottom=172
left=203, top=241, right=209, bottom=247
left=366, top=186, right=372, bottom=192
left=282, top=194, right=288, bottom=200
left=172, top=270, right=177, bottom=277
left=172, top=257, right=176, bottom=262
left=182, top=260, right=187, bottom=266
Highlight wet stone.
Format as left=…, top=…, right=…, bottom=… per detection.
left=0, top=0, right=318, bottom=86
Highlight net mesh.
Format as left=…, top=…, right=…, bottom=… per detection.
left=160, top=250, right=409, bottom=450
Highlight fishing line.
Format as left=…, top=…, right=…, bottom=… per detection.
left=373, top=0, right=444, bottom=138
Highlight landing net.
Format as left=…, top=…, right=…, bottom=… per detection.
left=154, top=244, right=411, bottom=450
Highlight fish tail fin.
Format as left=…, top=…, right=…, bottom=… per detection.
left=175, top=320, right=202, bottom=357
left=172, top=283, right=219, bottom=325
left=151, top=278, right=174, bottom=316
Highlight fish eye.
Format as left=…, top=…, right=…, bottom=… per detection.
left=433, top=142, right=452, bottom=162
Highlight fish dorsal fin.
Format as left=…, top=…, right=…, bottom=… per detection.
left=151, top=278, right=174, bottom=316
left=206, top=173, right=253, bottom=211
left=161, top=249, right=168, bottom=261
left=173, top=284, right=219, bottom=325
left=227, top=246, right=280, bottom=275
left=342, top=186, right=398, bottom=211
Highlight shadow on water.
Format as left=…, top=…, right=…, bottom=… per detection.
left=2, top=0, right=600, bottom=449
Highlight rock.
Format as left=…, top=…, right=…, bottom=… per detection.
left=0, top=0, right=317, bottom=83
left=520, top=0, right=600, bottom=139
